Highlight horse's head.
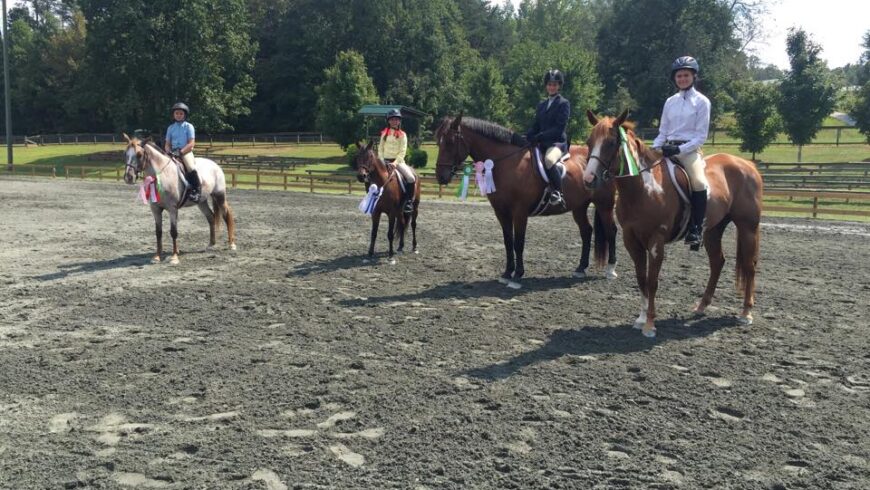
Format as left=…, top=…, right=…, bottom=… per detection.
left=123, top=133, right=146, bottom=184
left=434, top=114, right=470, bottom=185
left=583, top=109, right=631, bottom=189
left=355, top=140, right=377, bottom=184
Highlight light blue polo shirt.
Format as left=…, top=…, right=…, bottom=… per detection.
left=165, top=121, right=195, bottom=151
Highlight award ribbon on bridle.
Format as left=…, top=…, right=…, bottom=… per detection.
left=618, top=126, right=640, bottom=177
left=455, top=163, right=473, bottom=201
left=138, top=175, right=161, bottom=204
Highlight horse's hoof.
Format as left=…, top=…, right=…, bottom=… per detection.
left=362, top=258, right=371, bottom=264
left=737, top=314, right=753, bottom=325
left=151, top=256, right=161, bottom=264
left=692, top=303, right=707, bottom=316
left=413, top=249, right=419, bottom=255
left=169, top=258, right=180, bottom=265
left=572, top=270, right=587, bottom=279
left=633, top=321, right=644, bottom=330
left=506, top=281, right=522, bottom=290
left=229, top=243, right=237, bottom=251
left=498, top=277, right=510, bottom=285
left=642, top=328, right=657, bottom=338
left=605, top=265, right=618, bottom=280
left=389, top=258, right=397, bottom=265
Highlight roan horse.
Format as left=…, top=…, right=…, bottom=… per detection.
left=123, top=134, right=236, bottom=264
left=355, top=141, right=421, bottom=262
left=582, top=111, right=762, bottom=337
left=434, top=115, right=617, bottom=289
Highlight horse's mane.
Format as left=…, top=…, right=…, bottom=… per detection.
left=143, top=140, right=168, bottom=155
left=440, top=116, right=516, bottom=145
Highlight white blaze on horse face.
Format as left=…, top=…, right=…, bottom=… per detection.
left=584, top=142, right=602, bottom=183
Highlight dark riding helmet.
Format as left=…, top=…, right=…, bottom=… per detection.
left=671, top=56, right=699, bottom=79
left=171, top=102, right=190, bottom=118
left=543, top=69, right=565, bottom=86
left=385, top=108, right=403, bottom=121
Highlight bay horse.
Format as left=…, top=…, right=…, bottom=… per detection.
left=434, top=115, right=617, bottom=289
left=355, top=141, right=420, bottom=262
left=582, top=111, right=762, bottom=337
left=123, top=134, right=236, bottom=264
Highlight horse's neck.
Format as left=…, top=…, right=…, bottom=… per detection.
left=618, top=136, right=668, bottom=201
left=463, top=130, right=521, bottom=170
left=370, top=156, right=391, bottom=186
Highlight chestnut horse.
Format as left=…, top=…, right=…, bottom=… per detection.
left=355, top=141, right=420, bottom=262
left=434, top=115, right=617, bottom=289
left=582, top=111, right=762, bottom=337
left=123, top=135, right=236, bottom=264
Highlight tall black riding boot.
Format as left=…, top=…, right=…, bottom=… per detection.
left=546, top=165, right=564, bottom=206
left=187, top=170, right=201, bottom=201
left=685, top=190, right=707, bottom=250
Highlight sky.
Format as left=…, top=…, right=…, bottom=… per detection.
left=493, top=0, right=868, bottom=69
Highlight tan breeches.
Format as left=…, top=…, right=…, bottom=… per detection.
left=676, top=150, right=708, bottom=191
left=544, top=147, right=563, bottom=169
left=389, top=161, right=416, bottom=184
left=181, top=152, right=196, bottom=173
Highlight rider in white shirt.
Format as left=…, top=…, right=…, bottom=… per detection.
left=652, top=56, right=711, bottom=249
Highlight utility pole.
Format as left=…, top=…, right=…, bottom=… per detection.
left=2, top=0, right=11, bottom=171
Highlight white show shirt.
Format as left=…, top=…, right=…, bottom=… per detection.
left=652, top=87, right=711, bottom=154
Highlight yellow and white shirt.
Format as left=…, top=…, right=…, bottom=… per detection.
left=378, top=128, right=407, bottom=164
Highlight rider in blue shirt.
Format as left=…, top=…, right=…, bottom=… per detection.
left=526, top=69, right=570, bottom=207
left=164, top=102, right=200, bottom=201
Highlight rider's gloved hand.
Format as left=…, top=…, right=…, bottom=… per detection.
left=661, top=144, right=680, bottom=158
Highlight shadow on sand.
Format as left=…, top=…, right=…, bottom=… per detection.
left=33, top=253, right=155, bottom=281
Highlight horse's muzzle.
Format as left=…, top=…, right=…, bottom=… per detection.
left=356, top=174, right=366, bottom=184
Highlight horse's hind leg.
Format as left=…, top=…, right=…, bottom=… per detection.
left=495, top=209, right=515, bottom=284
left=572, top=206, right=592, bottom=278
left=695, top=218, right=730, bottom=315
left=387, top=214, right=397, bottom=262
left=366, top=213, right=381, bottom=260
left=734, top=220, right=760, bottom=325
left=151, top=205, right=163, bottom=263
left=223, top=200, right=237, bottom=250
left=396, top=212, right=407, bottom=253
left=411, top=200, right=419, bottom=253
left=509, top=213, right=528, bottom=289
left=198, top=200, right=216, bottom=248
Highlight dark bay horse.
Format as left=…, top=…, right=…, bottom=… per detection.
left=434, top=115, right=617, bottom=289
left=355, top=141, right=420, bottom=263
left=582, top=111, right=762, bottom=337
left=123, top=134, right=236, bottom=264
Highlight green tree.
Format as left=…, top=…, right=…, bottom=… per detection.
left=505, top=40, right=602, bottom=141
left=729, top=81, right=781, bottom=160
left=851, top=31, right=870, bottom=143
left=462, top=59, right=510, bottom=125
left=315, top=50, right=378, bottom=149
left=777, top=28, right=837, bottom=161
left=77, top=0, right=257, bottom=132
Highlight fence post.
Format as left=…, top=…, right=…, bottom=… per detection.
left=283, top=174, right=288, bottom=191
left=836, top=128, right=841, bottom=146
left=252, top=136, right=255, bottom=147
left=80, top=167, right=85, bottom=179
left=812, top=196, right=818, bottom=218
left=256, top=170, right=261, bottom=190
left=273, top=136, right=277, bottom=146
left=319, top=133, right=323, bottom=143
left=711, top=126, right=716, bottom=145
left=309, top=171, right=314, bottom=193
left=297, top=134, right=300, bottom=144
left=112, top=135, right=116, bottom=144
left=231, top=171, right=237, bottom=188
left=31, top=166, right=36, bottom=177
left=116, top=168, right=121, bottom=181
left=438, top=184, right=443, bottom=199
left=65, top=167, right=69, bottom=179
left=347, top=180, right=352, bottom=194
left=52, top=167, right=56, bottom=178
left=94, top=136, right=97, bottom=144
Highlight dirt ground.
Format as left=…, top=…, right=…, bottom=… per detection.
left=1, top=178, right=869, bottom=489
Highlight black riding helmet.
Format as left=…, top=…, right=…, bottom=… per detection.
left=171, top=102, right=190, bottom=119
left=671, top=56, right=699, bottom=81
left=543, top=69, right=564, bottom=86
left=385, top=108, right=403, bottom=122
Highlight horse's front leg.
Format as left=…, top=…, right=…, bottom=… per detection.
left=151, top=205, right=163, bottom=263
left=169, top=208, right=180, bottom=265
left=572, top=206, right=592, bottom=278
left=603, top=208, right=619, bottom=279
left=494, top=209, right=515, bottom=284
left=509, top=213, right=529, bottom=289
left=624, top=233, right=648, bottom=331
left=641, top=239, right=666, bottom=338
left=365, top=212, right=381, bottom=261
left=386, top=213, right=396, bottom=262
left=396, top=209, right=407, bottom=253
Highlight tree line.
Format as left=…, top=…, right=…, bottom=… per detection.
left=1, top=0, right=868, bottom=153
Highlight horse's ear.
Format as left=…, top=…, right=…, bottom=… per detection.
left=355, top=141, right=362, bottom=149
left=615, top=109, right=629, bottom=127
left=586, top=110, right=599, bottom=126
left=122, top=133, right=131, bottom=143
left=451, top=113, right=463, bottom=130
left=365, top=139, right=374, bottom=150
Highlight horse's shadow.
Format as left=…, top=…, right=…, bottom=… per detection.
left=463, top=316, right=737, bottom=382
left=338, top=275, right=603, bottom=306
left=288, top=253, right=397, bottom=277
left=33, top=253, right=154, bottom=281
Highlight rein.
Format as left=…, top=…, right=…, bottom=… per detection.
left=442, top=127, right=531, bottom=176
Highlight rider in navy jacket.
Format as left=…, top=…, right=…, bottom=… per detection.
left=526, top=69, right=570, bottom=206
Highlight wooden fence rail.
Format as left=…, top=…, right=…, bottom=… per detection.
left=3, top=164, right=870, bottom=219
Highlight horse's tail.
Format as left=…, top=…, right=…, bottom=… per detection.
left=593, top=207, right=608, bottom=267
left=734, top=221, right=760, bottom=298
left=212, top=192, right=225, bottom=234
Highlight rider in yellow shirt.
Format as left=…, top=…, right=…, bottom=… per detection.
left=378, top=109, right=415, bottom=213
